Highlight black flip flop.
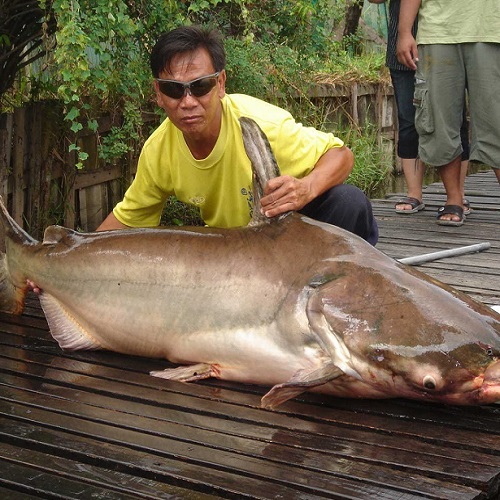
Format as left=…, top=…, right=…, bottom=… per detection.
left=463, top=199, right=471, bottom=215
left=436, top=205, right=465, bottom=226
left=395, top=196, right=425, bottom=214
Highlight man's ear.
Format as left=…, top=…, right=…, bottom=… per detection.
left=153, top=80, right=163, bottom=106
left=218, top=69, right=227, bottom=98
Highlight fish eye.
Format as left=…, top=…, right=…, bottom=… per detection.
left=477, top=342, right=497, bottom=357
left=423, top=375, right=436, bottom=390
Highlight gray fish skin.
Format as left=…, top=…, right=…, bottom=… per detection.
left=1, top=117, right=500, bottom=409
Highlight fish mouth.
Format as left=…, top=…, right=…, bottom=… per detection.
left=448, top=360, right=500, bottom=405
left=478, top=360, right=500, bottom=404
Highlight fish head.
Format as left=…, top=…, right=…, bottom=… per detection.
left=307, top=256, right=500, bottom=405
left=361, top=328, right=500, bottom=405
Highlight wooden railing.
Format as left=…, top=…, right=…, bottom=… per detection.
left=0, top=82, right=396, bottom=240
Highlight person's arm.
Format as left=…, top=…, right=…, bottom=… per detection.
left=397, top=0, right=421, bottom=70
left=259, top=145, right=354, bottom=218
left=96, top=211, right=130, bottom=231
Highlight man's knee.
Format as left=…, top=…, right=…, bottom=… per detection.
left=299, top=185, right=378, bottom=245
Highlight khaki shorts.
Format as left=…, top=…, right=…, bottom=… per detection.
left=415, top=43, right=500, bottom=169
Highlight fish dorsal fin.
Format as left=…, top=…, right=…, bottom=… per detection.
left=43, top=225, right=77, bottom=245
left=39, top=293, right=102, bottom=351
left=239, top=117, right=284, bottom=226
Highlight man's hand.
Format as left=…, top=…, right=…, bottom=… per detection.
left=27, top=280, right=41, bottom=295
left=260, top=175, right=312, bottom=218
left=397, top=32, right=419, bottom=70
left=397, top=0, right=421, bottom=70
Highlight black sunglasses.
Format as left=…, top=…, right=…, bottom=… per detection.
left=156, top=72, right=220, bottom=99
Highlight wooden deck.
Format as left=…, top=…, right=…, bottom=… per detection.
left=372, top=169, right=500, bottom=307
left=0, top=171, right=499, bottom=499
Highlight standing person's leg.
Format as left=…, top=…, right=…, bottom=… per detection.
left=494, top=168, right=500, bottom=185
left=415, top=44, right=466, bottom=225
left=460, top=159, right=470, bottom=213
left=436, top=156, right=463, bottom=223
left=460, top=106, right=470, bottom=212
left=397, top=158, right=425, bottom=212
left=390, top=69, right=426, bottom=213
left=465, top=42, right=500, bottom=187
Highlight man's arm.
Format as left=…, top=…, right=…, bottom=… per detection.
left=397, top=0, right=421, bottom=70
left=259, top=145, right=354, bottom=218
left=96, top=211, right=130, bottom=231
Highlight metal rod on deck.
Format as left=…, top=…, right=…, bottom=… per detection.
left=398, top=242, right=491, bottom=266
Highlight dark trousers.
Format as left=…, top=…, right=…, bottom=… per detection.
left=299, top=184, right=379, bottom=246
left=391, top=69, right=420, bottom=159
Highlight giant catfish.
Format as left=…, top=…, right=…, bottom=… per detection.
left=0, top=117, right=499, bottom=409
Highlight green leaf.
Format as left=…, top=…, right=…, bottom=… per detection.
left=88, top=119, right=99, bottom=132
left=70, top=121, right=83, bottom=133
left=65, top=107, right=80, bottom=121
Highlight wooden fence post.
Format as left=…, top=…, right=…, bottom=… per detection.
left=0, top=113, right=12, bottom=201
left=12, top=107, right=26, bottom=226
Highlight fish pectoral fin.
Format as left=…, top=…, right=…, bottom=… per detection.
left=261, top=362, right=344, bottom=409
left=39, top=293, right=102, bottom=350
left=150, top=363, right=220, bottom=382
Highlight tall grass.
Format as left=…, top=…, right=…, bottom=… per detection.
left=343, top=124, right=393, bottom=198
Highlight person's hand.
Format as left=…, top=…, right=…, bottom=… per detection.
left=397, top=32, right=419, bottom=70
left=27, top=279, right=41, bottom=295
left=260, top=175, right=312, bottom=218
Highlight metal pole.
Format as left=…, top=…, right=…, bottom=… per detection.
left=398, top=242, right=491, bottom=266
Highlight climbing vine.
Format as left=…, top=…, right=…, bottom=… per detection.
left=13, top=0, right=368, bottom=168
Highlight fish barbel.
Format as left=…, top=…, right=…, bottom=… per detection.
left=1, top=117, right=500, bottom=408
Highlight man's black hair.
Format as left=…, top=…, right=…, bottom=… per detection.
left=150, top=25, right=226, bottom=78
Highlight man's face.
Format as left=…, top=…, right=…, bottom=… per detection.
left=154, top=48, right=226, bottom=140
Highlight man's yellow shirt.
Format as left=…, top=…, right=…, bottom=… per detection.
left=114, top=93, right=344, bottom=228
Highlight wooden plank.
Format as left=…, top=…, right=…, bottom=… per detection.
left=74, top=164, right=123, bottom=191
left=0, top=443, right=221, bottom=499
left=78, top=183, right=110, bottom=231
left=26, top=103, right=42, bottom=234
left=11, top=107, right=26, bottom=226
left=0, top=113, right=12, bottom=201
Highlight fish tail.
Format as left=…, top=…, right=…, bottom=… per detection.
left=0, top=196, right=36, bottom=314
left=0, top=196, right=37, bottom=247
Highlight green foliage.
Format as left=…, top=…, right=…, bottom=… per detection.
left=46, top=0, right=144, bottom=166
left=320, top=49, right=386, bottom=83
left=344, top=124, right=393, bottom=197
left=15, top=0, right=385, bottom=179
left=160, top=196, right=204, bottom=227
